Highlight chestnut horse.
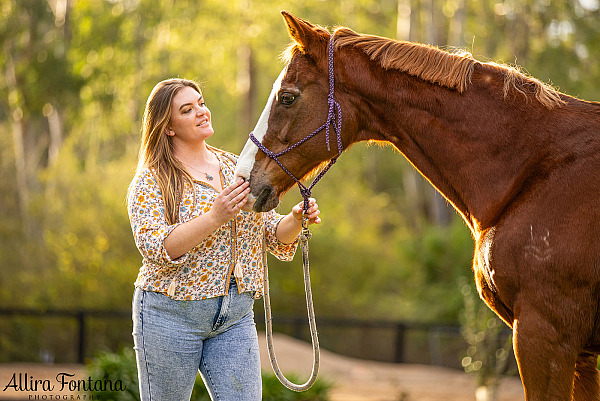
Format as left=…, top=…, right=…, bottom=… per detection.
left=235, top=12, right=600, bottom=400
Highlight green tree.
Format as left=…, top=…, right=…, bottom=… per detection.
left=0, top=0, right=598, bottom=359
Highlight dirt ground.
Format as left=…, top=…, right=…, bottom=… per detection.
left=0, top=333, right=525, bottom=401
left=258, top=333, right=525, bottom=401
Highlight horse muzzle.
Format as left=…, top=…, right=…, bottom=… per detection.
left=251, top=184, right=280, bottom=212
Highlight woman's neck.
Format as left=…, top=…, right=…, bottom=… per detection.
left=173, top=141, right=214, bottom=166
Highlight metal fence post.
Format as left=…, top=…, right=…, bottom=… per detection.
left=77, top=311, right=86, bottom=364
left=394, top=322, right=406, bottom=363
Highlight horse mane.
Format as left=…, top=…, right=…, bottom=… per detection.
left=329, top=27, right=565, bottom=109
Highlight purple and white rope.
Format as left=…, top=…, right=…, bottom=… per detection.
left=257, top=33, right=342, bottom=392
left=249, top=33, right=343, bottom=213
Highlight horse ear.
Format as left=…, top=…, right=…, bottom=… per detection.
left=281, top=11, right=324, bottom=52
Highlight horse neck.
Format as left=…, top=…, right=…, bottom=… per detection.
left=345, top=62, right=555, bottom=235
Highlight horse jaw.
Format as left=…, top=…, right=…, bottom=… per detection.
left=235, top=67, right=288, bottom=212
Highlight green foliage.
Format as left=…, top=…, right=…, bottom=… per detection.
left=269, top=148, right=474, bottom=322
left=459, top=279, right=514, bottom=387
left=262, top=373, right=332, bottom=401
left=190, top=378, right=213, bottom=401
left=86, top=348, right=331, bottom=401
left=86, top=348, right=140, bottom=401
left=2, top=0, right=600, bottom=362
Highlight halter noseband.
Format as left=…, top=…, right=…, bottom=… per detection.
left=249, top=34, right=343, bottom=212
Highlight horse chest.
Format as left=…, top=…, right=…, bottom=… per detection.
left=474, top=227, right=499, bottom=292
left=472, top=226, right=523, bottom=317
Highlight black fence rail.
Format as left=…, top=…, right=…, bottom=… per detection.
left=0, top=308, right=512, bottom=370
left=261, top=315, right=463, bottom=365
left=0, top=308, right=130, bottom=364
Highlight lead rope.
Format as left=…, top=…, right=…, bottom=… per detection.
left=257, top=32, right=339, bottom=392
left=262, top=215, right=320, bottom=391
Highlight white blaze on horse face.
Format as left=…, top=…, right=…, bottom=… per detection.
left=234, top=67, right=288, bottom=181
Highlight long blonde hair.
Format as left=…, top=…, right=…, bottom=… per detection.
left=130, top=78, right=200, bottom=225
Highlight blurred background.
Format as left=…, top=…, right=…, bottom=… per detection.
left=0, top=0, right=598, bottom=372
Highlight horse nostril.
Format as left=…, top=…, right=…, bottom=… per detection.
left=254, top=186, right=272, bottom=212
left=257, top=186, right=270, bottom=202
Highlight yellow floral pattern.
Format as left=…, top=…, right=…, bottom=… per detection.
left=128, top=152, right=299, bottom=300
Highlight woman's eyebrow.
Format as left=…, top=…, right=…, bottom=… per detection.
left=178, top=96, right=203, bottom=111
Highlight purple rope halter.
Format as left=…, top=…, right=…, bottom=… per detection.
left=249, top=34, right=343, bottom=213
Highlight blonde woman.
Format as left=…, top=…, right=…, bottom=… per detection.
left=127, top=78, right=321, bottom=401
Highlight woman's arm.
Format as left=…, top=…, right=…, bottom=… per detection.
left=164, top=179, right=250, bottom=259
left=275, top=198, right=321, bottom=244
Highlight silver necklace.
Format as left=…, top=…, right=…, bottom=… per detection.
left=182, top=162, right=214, bottom=181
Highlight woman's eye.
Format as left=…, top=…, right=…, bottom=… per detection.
left=279, top=92, right=297, bottom=106
left=183, top=109, right=191, bottom=114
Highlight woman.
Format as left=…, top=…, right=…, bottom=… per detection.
left=127, top=78, right=321, bottom=401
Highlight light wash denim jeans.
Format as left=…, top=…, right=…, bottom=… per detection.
left=132, top=276, right=261, bottom=401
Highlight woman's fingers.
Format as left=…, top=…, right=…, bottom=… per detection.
left=220, top=179, right=240, bottom=196
left=226, top=179, right=249, bottom=197
left=302, top=199, right=318, bottom=217
left=221, top=180, right=249, bottom=205
left=231, top=186, right=250, bottom=202
left=235, top=196, right=248, bottom=209
left=291, top=198, right=321, bottom=225
left=209, top=179, right=251, bottom=225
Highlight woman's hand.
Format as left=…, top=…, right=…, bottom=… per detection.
left=276, top=198, right=321, bottom=244
left=291, top=198, right=321, bottom=226
left=209, top=178, right=250, bottom=226
left=165, top=178, right=250, bottom=260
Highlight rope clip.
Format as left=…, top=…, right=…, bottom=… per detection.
left=300, top=215, right=312, bottom=242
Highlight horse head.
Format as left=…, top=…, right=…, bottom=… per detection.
left=235, top=12, right=352, bottom=212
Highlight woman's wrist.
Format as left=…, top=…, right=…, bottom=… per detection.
left=291, top=210, right=303, bottom=224
left=275, top=213, right=303, bottom=244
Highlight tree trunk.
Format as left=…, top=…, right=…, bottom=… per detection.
left=236, top=43, right=255, bottom=136
left=398, top=0, right=453, bottom=226
left=45, top=104, right=63, bottom=166
left=448, top=0, right=466, bottom=46
left=397, top=0, right=411, bottom=41
left=421, top=0, right=434, bottom=44
left=5, top=48, right=30, bottom=231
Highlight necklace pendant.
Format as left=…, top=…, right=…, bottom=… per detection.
left=205, top=174, right=214, bottom=181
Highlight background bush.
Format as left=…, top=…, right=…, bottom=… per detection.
left=86, top=348, right=331, bottom=401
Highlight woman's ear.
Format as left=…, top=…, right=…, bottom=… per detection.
left=165, top=127, right=175, bottom=136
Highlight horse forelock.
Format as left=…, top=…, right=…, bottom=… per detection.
left=332, top=27, right=565, bottom=109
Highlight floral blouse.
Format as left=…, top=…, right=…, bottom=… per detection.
left=128, top=151, right=299, bottom=300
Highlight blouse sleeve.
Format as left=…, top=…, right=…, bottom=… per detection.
left=128, top=172, right=189, bottom=268
left=264, top=210, right=299, bottom=262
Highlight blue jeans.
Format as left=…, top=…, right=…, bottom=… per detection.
left=132, top=277, right=261, bottom=401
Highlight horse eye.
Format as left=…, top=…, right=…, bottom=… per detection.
left=279, top=92, right=297, bottom=106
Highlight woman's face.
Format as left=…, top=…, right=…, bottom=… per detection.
left=167, top=86, right=214, bottom=146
